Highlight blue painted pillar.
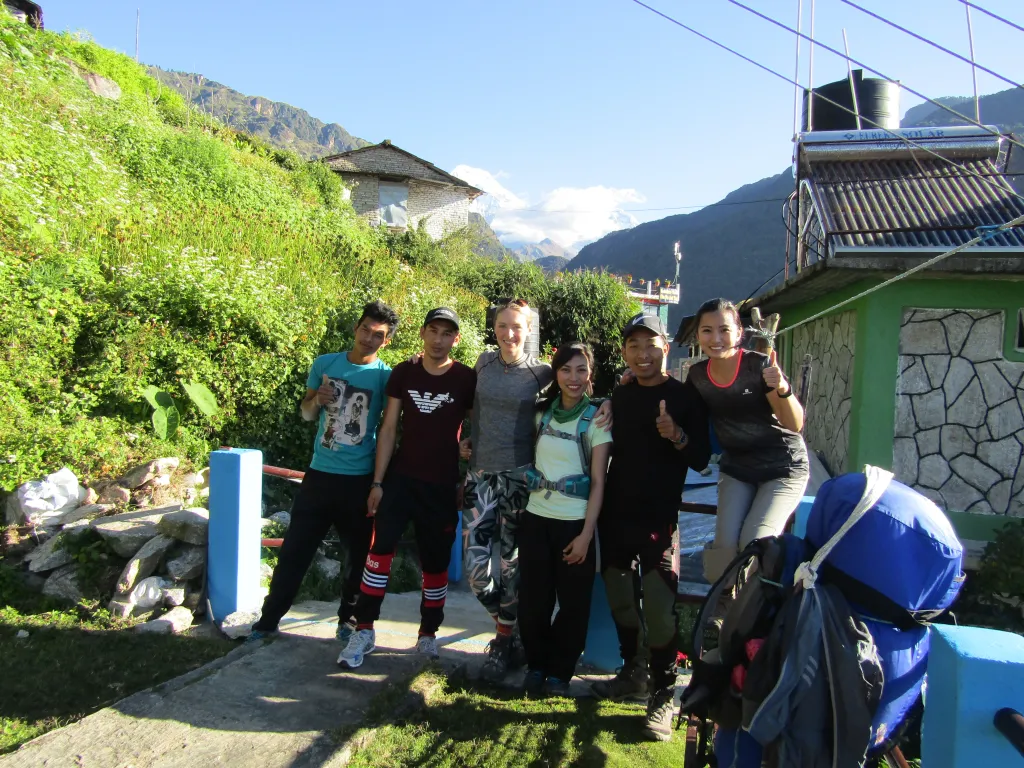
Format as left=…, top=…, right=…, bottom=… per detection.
left=448, top=510, right=463, bottom=583
left=922, top=624, right=1024, bottom=768
left=582, top=574, right=622, bottom=672
left=791, top=495, right=817, bottom=538
left=208, top=448, right=264, bottom=622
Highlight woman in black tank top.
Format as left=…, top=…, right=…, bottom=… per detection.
left=686, top=298, right=810, bottom=590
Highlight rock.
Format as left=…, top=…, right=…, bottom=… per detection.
left=165, top=545, right=206, bottom=581
left=911, top=389, right=946, bottom=431
left=315, top=555, right=340, bottom=580
left=950, top=455, right=1001, bottom=493
left=4, top=525, right=51, bottom=557
left=81, top=486, right=99, bottom=505
left=91, top=504, right=181, bottom=558
left=25, top=534, right=73, bottom=573
left=118, top=458, right=180, bottom=490
left=892, top=438, right=918, bottom=486
left=977, top=361, right=1015, bottom=406
left=947, top=379, right=987, bottom=428
left=939, top=474, right=984, bottom=511
left=97, top=484, right=131, bottom=505
left=923, top=355, right=949, bottom=390
left=157, top=508, right=209, bottom=545
left=16, top=630, right=29, bottom=640
left=180, top=472, right=205, bottom=488
left=41, top=564, right=83, bottom=603
left=899, top=320, right=948, bottom=355
left=56, top=503, right=114, bottom=526
left=918, top=455, right=951, bottom=490
left=987, top=480, right=1013, bottom=514
left=940, top=425, right=976, bottom=462
left=116, top=535, right=174, bottom=593
left=899, top=358, right=931, bottom=394
left=136, top=606, right=194, bottom=635
left=81, top=71, right=122, bottom=100
left=163, top=586, right=187, bottom=607
left=269, top=511, right=292, bottom=528
left=961, top=312, right=1003, bottom=362
left=916, top=427, right=941, bottom=457
left=987, top=400, right=1024, bottom=441
left=941, top=312, right=974, bottom=356
left=260, top=562, right=274, bottom=584
left=943, top=358, right=974, bottom=406
left=108, top=598, right=135, bottom=620
left=996, top=362, right=1024, bottom=389
left=183, top=589, right=203, bottom=612
left=220, top=610, right=260, bottom=640
left=977, top=437, right=1023, bottom=478
left=894, top=395, right=916, bottom=438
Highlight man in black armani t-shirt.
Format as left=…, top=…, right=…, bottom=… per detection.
left=592, top=313, right=710, bottom=742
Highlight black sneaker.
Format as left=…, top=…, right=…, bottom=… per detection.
left=544, top=676, right=571, bottom=698
left=480, top=633, right=513, bottom=682
left=509, top=627, right=527, bottom=670
left=523, top=669, right=546, bottom=698
left=644, top=688, right=676, bottom=742
left=591, top=661, right=650, bottom=702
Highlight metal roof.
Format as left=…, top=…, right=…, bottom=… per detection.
left=322, top=140, right=483, bottom=197
left=805, top=156, right=1024, bottom=250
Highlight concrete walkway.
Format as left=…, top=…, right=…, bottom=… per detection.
left=1, top=591, right=506, bottom=768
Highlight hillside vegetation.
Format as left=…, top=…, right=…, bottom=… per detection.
left=0, top=14, right=636, bottom=491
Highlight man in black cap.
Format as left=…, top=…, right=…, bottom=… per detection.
left=339, top=308, right=477, bottom=669
left=591, top=312, right=711, bottom=741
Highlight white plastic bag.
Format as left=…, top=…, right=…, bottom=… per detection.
left=12, top=468, right=85, bottom=527
left=131, top=576, right=170, bottom=610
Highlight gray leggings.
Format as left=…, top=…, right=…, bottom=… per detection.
left=702, top=472, right=809, bottom=583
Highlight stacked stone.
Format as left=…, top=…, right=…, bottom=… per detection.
left=894, top=309, right=1024, bottom=516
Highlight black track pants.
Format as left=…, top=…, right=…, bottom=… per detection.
left=599, top=514, right=679, bottom=694
left=353, top=473, right=457, bottom=636
left=255, top=468, right=374, bottom=632
left=518, top=511, right=596, bottom=681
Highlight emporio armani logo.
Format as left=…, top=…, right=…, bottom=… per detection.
left=410, top=390, right=454, bottom=414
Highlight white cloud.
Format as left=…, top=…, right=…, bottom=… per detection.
left=451, top=164, right=644, bottom=253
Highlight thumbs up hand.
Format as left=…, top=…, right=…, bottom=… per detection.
left=316, top=374, right=338, bottom=406
left=655, top=399, right=681, bottom=442
left=763, top=350, right=789, bottom=394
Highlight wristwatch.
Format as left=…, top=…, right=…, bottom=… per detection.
left=371, top=481, right=383, bottom=489
left=777, top=384, right=794, bottom=399
left=671, top=428, right=687, bottom=445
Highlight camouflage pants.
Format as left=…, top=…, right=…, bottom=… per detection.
left=463, top=467, right=529, bottom=626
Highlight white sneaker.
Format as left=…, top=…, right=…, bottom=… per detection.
left=337, top=628, right=376, bottom=669
left=416, top=635, right=439, bottom=659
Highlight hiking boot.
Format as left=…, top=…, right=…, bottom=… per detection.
left=591, top=661, right=650, bottom=702
left=644, top=688, right=676, bottom=742
left=337, top=628, right=375, bottom=669
left=480, top=633, right=513, bottom=682
left=509, top=628, right=527, bottom=670
left=544, top=676, right=572, bottom=698
left=336, top=622, right=353, bottom=644
left=416, top=635, right=440, bottom=660
left=245, top=627, right=277, bottom=643
left=523, top=669, right=546, bottom=698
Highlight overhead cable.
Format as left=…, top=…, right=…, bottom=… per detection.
left=840, top=0, right=1022, bottom=91
left=724, top=0, right=1024, bottom=155
left=512, top=196, right=791, bottom=214
left=626, top=0, right=1024, bottom=207
left=957, top=0, right=1024, bottom=35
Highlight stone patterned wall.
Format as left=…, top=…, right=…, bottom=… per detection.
left=338, top=174, right=470, bottom=239
left=790, top=311, right=856, bottom=475
left=894, top=309, right=1024, bottom=516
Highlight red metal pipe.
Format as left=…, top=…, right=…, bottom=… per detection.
left=261, top=538, right=284, bottom=548
left=219, top=446, right=306, bottom=481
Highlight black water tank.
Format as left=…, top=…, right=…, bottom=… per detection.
left=802, top=69, right=900, bottom=132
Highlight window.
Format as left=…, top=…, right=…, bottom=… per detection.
left=378, top=181, right=408, bottom=229
left=1017, top=308, right=1024, bottom=351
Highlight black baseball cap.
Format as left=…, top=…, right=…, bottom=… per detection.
left=622, top=312, right=668, bottom=341
left=423, top=307, right=460, bottom=331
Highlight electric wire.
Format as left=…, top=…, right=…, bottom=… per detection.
left=627, top=0, right=1024, bottom=209
left=957, top=0, right=1024, bottom=35
left=839, top=0, right=1022, bottom=91
left=511, top=196, right=791, bottom=214
left=724, top=0, right=1024, bottom=155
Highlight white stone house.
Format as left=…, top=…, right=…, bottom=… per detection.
left=323, top=140, right=483, bottom=240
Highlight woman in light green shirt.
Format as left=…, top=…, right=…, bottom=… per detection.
left=517, top=342, right=612, bottom=698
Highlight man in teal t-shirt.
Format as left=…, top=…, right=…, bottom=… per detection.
left=251, top=301, right=398, bottom=642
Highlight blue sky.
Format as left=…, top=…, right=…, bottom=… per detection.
left=41, top=0, right=1024, bottom=249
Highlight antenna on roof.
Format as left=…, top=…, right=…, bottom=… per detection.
left=806, top=0, right=816, bottom=131
left=842, top=29, right=861, bottom=129
left=135, top=8, right=140, bottom=62
left=791, top=0, right=804, bottom=141
left=965, top=4, right=980, bottom=123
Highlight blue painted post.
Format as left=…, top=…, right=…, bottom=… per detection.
left=922, top=624, right=1024, bottom=768
left=791, top=495, right=817, bottom=538
left=582, top=574, right=622, bottom=672
left=208, top=448, right=264, bottom=622
left=448, top=510, right=463, bottom=583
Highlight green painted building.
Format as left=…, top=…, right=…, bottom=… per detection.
left=751, top=125, right=1024, bottom=553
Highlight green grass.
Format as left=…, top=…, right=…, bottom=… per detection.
left=0, top=563, right=233, bottom=754
left=340, top=667, right=687, bottom=768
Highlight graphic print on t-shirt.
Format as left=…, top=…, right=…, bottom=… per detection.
left=321, top=378, right=373, bottom=449
left=409, top=390, right=455, bottom=414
